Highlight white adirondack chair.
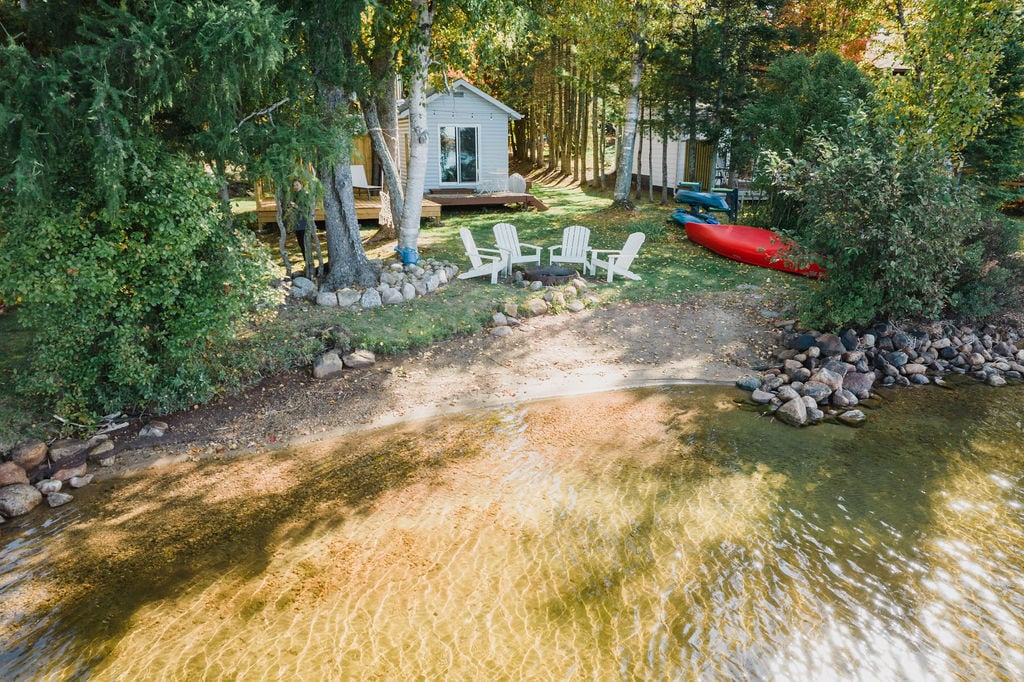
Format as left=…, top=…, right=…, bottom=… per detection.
left=587, top=232, right=646, bottom=282
left=548, top=224, right=591, bottom=267
left=350, top=165, right=381, bottom=198
left=492, top=222, right=542, bottom=275
left=457, top=228, right=505, bottom=284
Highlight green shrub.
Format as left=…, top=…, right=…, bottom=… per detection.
left=766, top=122, right=1019, bottom=328
left=0, top=153, right=276, bottom=417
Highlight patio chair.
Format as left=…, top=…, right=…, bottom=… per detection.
left=492, top=222, right=542, bottom=275
left=587, top=232, right=646, bottom=282
left=457, top=228, right=505, bottom=284
left=548, top=225, right=591, bottom=267
left=350, top=165, right=381, bottom=198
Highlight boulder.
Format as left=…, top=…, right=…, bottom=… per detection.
left=750, top=389, right=775, bottom=405
left=53, top=463, right=88, bottom=482
left=567, top=300, right=586, bottom=313
left=35, top=479, right=62, bottom=494
left=312, top=351, right=344, bottom=379
left=11, top=440, right=48, bottom=469
left=381, top=287, right=405, bottom=305
left=49, top=439, right=88, bottom=466
left=342, top=349, right=376, bottom=370
left=801, top=381, right=833, bottom=404
left=0, top=461, right=29, bottom=486
left=490, top=326, right=514, bottom=338
left=360, top=288, right=383, bottom=309
left=815, top=333, right=846, bottom=356
left=809, top=366, right=845, bottom=392
left=69, top=474, right=94, bottom=488
left=0, top=484, right=43, bottom=517
left=837, top=410, right=867, bottom=427
left=776, top=398, right=808, bottom=427
left=316, top=291, right=339, bottom=307
left=401, top=283, right=417, bottom=302
left=46, top=492, right=74, bottom=508
left=337, top=288, right=362, bottom=307
left=843, top=371, right=876, bottom=399
left=735, top=375, right=761, bottom=392
left=492, top=312, right=509, bottom=327
left=525, top=299, right=549, bottom=316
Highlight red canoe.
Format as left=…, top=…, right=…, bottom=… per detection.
left=684, top=221, right=826, bottom=278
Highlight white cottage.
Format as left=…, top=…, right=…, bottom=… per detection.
left=399, top=79, right=523, bottom=193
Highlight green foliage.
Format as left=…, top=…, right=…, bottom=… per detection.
left=765, top=122, right=1019, bottom=328
left=736, top=50, right=873, bottom=168
left=0, top=152, right=276, bottom=417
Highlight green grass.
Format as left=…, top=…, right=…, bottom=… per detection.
left=2, top=182, right=808, bottom=440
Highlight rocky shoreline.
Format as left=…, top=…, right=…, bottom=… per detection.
left=735, top=321, right=1024, bottom=427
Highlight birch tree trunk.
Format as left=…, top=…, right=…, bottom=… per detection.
left=613, top=46, right=644, bottom=208
left=398, top=0, right=435, bottom=252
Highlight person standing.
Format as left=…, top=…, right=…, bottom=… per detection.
left=288, top=179, right=311, bottom=274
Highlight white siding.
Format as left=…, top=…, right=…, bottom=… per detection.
left=426, top=90, right=511, bottom=192
left=631, top=131, right=688, bottom=190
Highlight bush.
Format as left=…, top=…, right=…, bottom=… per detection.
left=765, top=123, right=1019, bottom=328
left=0, top=153, right=276, bottom=417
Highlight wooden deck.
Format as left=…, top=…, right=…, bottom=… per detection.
left=426, top=191, right=548, bottom=212
left=255, top=195, right=441, bottom=225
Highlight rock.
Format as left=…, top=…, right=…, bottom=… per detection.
left=902, top=363, right=927, bottom=376
left=0, top=461, right=29, bottom=486
left=801, top=381, right=833, bottom=404
left=425, top=274, right=441, bottom=292
left=337, top=288, right=362, bottom=307
left=35, top=479, right=62, bottom=494
left=0, top=484, right=43, bottom=517
left=49, top=439, right=88, bottom=466
left=776, top=398, right=808, bottom=427
left=837, top=410, right=867, bottom=427
left=910, top=374, right=930, bottom=385
left=969, top=352, right=986, bottom=367
left=312, top=351, right=344, bottom=379
left=790, top=333, right=817, bottom=351
left=316, top=291, right=339, bottom=307
left=750, top=389, right=775, bottom=405
left=567, top=300, right=586, bottom=313
left=987, top=374, right=1007, bottom=387
left=550, top=292, right=567, bottom=307
left=831, top=389, right=858, bottom=408
left=490, top=326, right=514, bottom=338
left=525, top=299, right=549, bottom=316
left=888, top=351, right=909, bottom=368
left=529, top=280, right=544, bottom=291
left=88, top=439, right=115, bottom=457
left=46, top=492, right=74, bottom=508
left=840, top=329, right=859, bottom=350
left=381, top=287, right=405, bottom=305
left=360, top=288, right=383, bottom=308
left=11, top=440, right=48, bottom=469
left=401, top=283, right=417, bottom=302
left=53, top=463, right=87, bottom=481
left=761, top=375, right=785, bottom=391
left=809, top=366, right=845, bottom=392
left=777, top=385, right=801, bottom=402
left=842, top=371, right=876, bottom=399
left=138, top=423, right=166, bottom=438
left=503, top=303, right=519, bottom=318
left=342, top=349, right=376, bottom=370
left=492, top=312, right=509, bottom=327
left=69, top=474, right=94, bottom=488
left=790, top=367, right=812, bottom=382
left=815, top=333, right=846, bottom=356
left=736, top=375, right=761, bottom=392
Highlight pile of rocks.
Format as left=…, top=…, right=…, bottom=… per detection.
left=735, top=322, right=1024, bottom=427
left=288, top=258, right=460, bottom=309
left=0, top=435, right=115, bottom=520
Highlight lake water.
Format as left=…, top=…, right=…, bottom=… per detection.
left=2, top=383, right=1023, bottom=679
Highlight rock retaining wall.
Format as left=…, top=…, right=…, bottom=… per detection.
left=735, top=322, right=1024, bottom=427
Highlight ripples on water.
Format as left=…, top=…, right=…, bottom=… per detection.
left=1, top=383, right=1023, bottom=679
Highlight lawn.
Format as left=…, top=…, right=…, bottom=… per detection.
left=3, top=183, right=803, bottom=442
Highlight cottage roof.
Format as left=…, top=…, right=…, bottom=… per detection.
left=399, top=78, right=523, bottom=120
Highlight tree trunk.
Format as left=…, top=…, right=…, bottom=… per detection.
left=634, top=99, right=644, bottom=201
left=398, top=0, right=435, bottom=252
left=275, top=186, right=292, bottom=278
left=661, top=120, right=669, bottom=205
left=364, top=76, right=405, bottom=244
left=613, top=45, right=644, bottom=208
left=319, top=84, right=379, bottom=290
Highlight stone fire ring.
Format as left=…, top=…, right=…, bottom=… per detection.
left=521, top=265, right=578, bottom=286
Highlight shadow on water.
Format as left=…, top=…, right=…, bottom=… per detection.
left=1, top=412, right=505, bottom=677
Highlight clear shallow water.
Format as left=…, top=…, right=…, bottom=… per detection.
left=1, top=383, right=1023, bottom=680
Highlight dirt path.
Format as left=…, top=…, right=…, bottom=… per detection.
left=105, top=291, right=784, bottom=475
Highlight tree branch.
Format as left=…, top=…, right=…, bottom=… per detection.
left=232, top=97, right=289, bottom=134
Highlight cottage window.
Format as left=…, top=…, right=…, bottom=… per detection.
left=439, top=125, right=478, bottom=184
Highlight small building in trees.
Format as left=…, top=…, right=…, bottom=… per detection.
left=630, top=128, right=725, bottom=194
left=398, top=78, right=524, bottom=193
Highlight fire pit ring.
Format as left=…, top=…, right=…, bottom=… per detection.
left=521, top=265, right=578, bottom=286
